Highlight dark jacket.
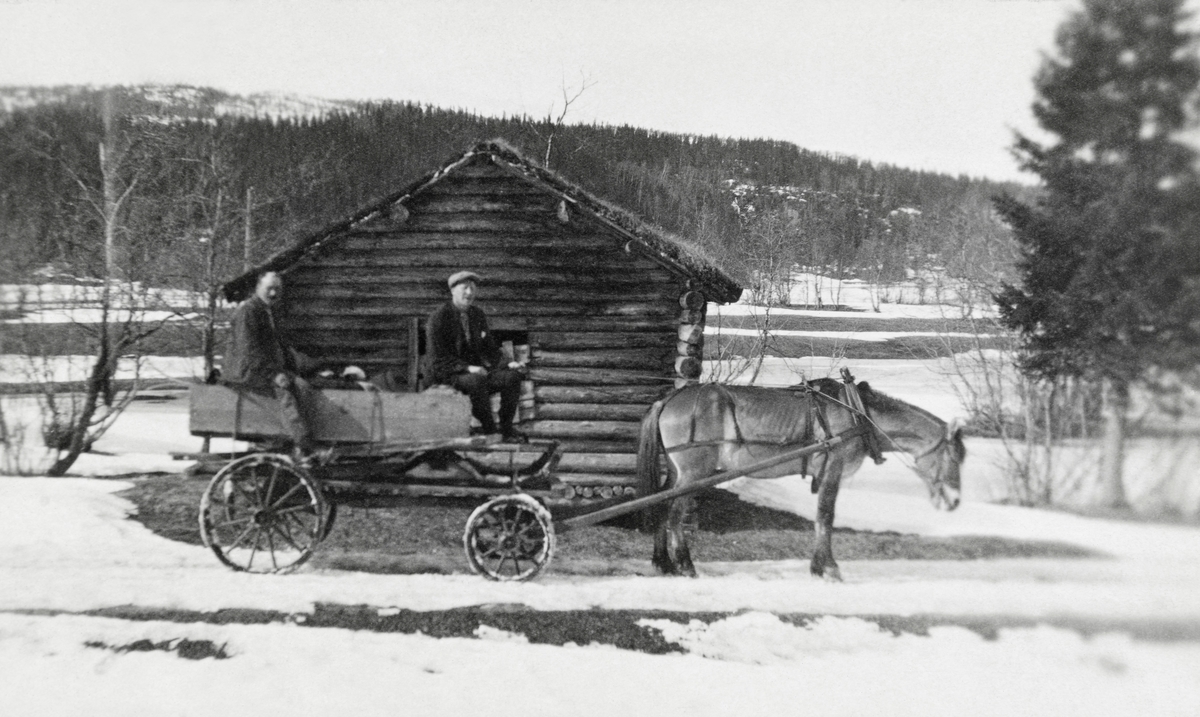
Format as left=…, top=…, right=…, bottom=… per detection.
left=426, top=301, right=501, bottom=383
left=224, top=296, right=297, bottom=392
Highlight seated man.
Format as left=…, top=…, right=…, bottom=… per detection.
left=426, top=270, right=525, bottom=442
left=223, top=271, right=317, bottom=458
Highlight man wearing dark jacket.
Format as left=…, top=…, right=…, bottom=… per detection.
left=224, top=271, right=315, bottom=456
left=427, top=271, right=525, bottom=441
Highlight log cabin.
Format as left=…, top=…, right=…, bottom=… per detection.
left=221, top=140, right=743, bottom=497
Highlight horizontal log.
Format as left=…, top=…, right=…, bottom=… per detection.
left=404, top=195, right=556, bottom=214
left=292, top=301, right=676, bottom=319
left=422, top=177, right=544, bottom=195
left=304, top=248, right=661, bottom=271
left=285, top=267, right=673, bottom=287
left=532, top=332, right=677, bottom=351
left=521, top=317, right=677, bottom=333
left=286, top=284, right=676, bottom=305
left=535, top=403, right=650, bottom=421
left=521, top=419, right=642, bottom=440
left=529, top=367, right=674, bottom=386
left=339, top=233, right=636, bottom=252
left=678, top=308, right=704, bottom=324
left=395, top=215, right=566, bottom=234
left=286, top=315, right=679, bottom=334
left=448, top=163, right=511, bottom=178
left=677, top=340, right=703, bottom=358
left=557, top=439, right=640, bottom=454
left=287, top=331, right=411, bottom=348
left=535, top=385, right=669, bottom=404
left=531, top=348, right=672, bottom=371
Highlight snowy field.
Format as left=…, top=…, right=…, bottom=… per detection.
left=3, top=278, right=1200, bottom=715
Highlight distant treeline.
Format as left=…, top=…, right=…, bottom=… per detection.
left=0, top=85, right=1027, bottom=300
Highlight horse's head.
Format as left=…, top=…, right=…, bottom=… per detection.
left=911, top=417, right=965, bottom=511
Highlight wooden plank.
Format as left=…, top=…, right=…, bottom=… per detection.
left=535, top=403, right=650, bottom=421
left=188, top=384, right=470, bottom=443
left=521, top=419, right=642, bottom=440
left=465, top=451, right=637, bottom=475
left=535, top=385, right=669, bottom=404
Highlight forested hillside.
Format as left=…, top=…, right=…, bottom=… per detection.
left=0, top=85, right=1026, bottom=303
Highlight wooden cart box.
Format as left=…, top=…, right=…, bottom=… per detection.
left=189, top=384, right=471, bottom=445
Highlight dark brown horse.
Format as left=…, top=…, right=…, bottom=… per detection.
left=636, top=378, right=965, bottom=580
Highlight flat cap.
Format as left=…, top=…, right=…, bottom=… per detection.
left=447, top=270, right=482, bottom=288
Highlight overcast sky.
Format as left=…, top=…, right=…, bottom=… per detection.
left=0, top=0, right=1082, bottom=182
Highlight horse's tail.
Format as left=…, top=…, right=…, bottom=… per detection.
left=636, top=397, right=669, bottom=533
left=636, top=397, right=667, bottom=499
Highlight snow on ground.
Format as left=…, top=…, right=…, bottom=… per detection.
left=3, top=277, right=1200, bottom=714
left=3, top=469, right=1200, bottom=715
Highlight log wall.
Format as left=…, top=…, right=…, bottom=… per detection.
left=273, top=156, right=708, bottom=488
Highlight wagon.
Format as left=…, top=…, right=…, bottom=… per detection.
left=189, top=374, right=879, bottom=581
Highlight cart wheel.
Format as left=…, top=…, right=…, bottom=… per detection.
left=463, top=494, right=555, bottom=581
left=198, top=453, right=327, bottom=574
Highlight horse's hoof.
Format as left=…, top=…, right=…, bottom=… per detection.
left=810, top=560, right=842, bottom=582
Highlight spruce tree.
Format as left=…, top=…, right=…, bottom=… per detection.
left=995, top=0, right=1200, bottom=507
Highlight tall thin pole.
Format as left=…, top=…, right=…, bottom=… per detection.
left=243, top=185, right=254, bottom=271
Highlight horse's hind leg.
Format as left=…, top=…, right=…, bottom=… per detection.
left=810, top=459, right=843, bottom=582
left=652, top=497, right=697, bottom=577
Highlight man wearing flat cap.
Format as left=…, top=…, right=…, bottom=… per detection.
left=427, top=270, right=525, bottom=441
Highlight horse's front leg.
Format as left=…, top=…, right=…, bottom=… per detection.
left=810, top=458, right=843, bottom=582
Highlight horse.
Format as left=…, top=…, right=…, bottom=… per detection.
left=635, top=377, right=965, bottom=581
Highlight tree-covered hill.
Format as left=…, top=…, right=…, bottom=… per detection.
left=0, top=84, right=1026, bottom=298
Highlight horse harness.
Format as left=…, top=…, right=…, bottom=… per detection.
left=664, top=375, right=885, bottom=493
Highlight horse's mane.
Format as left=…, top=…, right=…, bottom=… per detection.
left=786, top=378, right=947, bottom=427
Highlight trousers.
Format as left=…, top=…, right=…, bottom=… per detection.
left=449, top=368, right=522, bottom=433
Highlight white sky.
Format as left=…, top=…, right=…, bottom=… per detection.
left=0, top=0, right=1080, bottom=182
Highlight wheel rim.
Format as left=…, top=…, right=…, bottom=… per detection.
left=463, top=495, right=554, bottom=581
left=199, top=454, right=326, bottom=573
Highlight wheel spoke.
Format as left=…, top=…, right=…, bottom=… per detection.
left=275, top=516, right=309, bottom=551
left=267, top=481, right=305, bottom=510
left=266, top=527, right=279, bottom=571
left=228, top=522, right=258, bottom=550
left=275, top=503, right=317, bottom=517
left=212, top=515, right=254, bottom=531
left=265, top=463, right=281, bottom=506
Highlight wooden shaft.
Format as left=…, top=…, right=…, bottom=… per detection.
left=558, top=430, right=865, bottom=531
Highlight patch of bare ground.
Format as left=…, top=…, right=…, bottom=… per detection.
left=119, top=474, right=1097, bottom=577
left=40, top=604, right=1200, bottom=654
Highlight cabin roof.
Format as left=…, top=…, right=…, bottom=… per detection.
left=222, top=139, right=744, bottom=303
